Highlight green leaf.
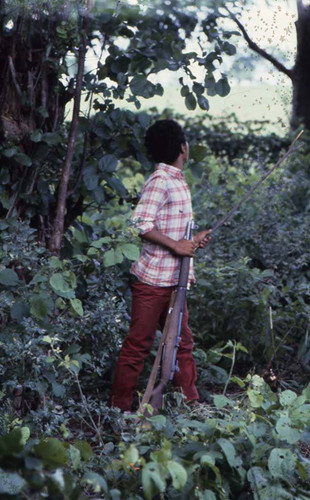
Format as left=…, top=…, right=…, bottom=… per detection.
left=167, top=461, right=187, bottom=489
left=222, top=41, right=236, bottom=55
left=217, top=438, right=241, bottom=469
left=52, top=382, right=66, bottom=398
left=83, top=471, right=108, bottom=493
left=213, top=395, right=233, bottom=409
left=216, top=78, right=230, bottom=97
left=41, top=132, right=61, bottom=146
left=30, top=295, right=48, bottom=319
left=99, top=154, right=118, bottom=173
left=103, top=174, right=128, bottom=197
left=120, top=243, right=140, bottom=261
left=14, top=153, right=32, bottom=166
left=69, top=445, right=81, bottom=470
left=20, top=427, right=30, bottom=445
left=268, top=448, right=296, bottom=478
left=3, top=147, right=17, bottom=158
left=0, top=428, right=25, bottom=455
left=217, top=438, right=244, bottom=475
left=202, top=491, right=216, bottom=500
left=83, top=166, right=99, bottom=191
left=193, top=82, right=204, bottom=96
left=279, top=390, right=297, bottom=406
left=0, top=470, right=26, bottom=495
left=30, top=130, right=42, bottom=142
left=70, top=298, right=84, bottom=317
left=205, top=76, right=217, bottom=96
left=34, top=438, right=68, bottom=467
left=103, top=249, right=116, bottom=267
left=185, top=93, right=196, bottom=110
left=247, top=389, right=263, bottom=408
left=10, top=301, right=29, bottom=321
left=130, top=75, right=158, bottom=98
left=49, top=272, right=76, bottom=299
left=123, top=444, right=139, bottom=468
left=142, top=462, right=166, bottom=500
left=190, top=145, right=208, bottom=162
left=74, top=441, right=93, bottom=462
left=247, top=467, right=269, bottom=497
left=0, top=268, right=19, bottom=286
left=230, top=376, right=245, bottom=388
left=103, top=248, right=123, bottom=267
left=48, top=256, right=63, bottom=269
left=91, top=236, right=112, bottom=248
left=181, top=85, right=190, bottom=97
left=197, top=95, right=210, bottom=111
left=275, top=416, right=302, bottom=444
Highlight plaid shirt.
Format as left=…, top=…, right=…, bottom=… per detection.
left=130, top=163, right=194, bottom=286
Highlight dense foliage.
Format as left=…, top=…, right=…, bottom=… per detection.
left=1, top=0, right=310, bottom=497
left=1, top=111, right=310, bottom=497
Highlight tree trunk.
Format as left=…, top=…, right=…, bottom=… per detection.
left=291, top=1, right=310, bottom=129
left=48, top=0, right=91, bottom=255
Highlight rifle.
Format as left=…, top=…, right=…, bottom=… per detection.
left=138, top=130, right=303, bottom=415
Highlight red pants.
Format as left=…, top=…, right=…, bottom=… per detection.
left=111, top=281, right=199, bottom=411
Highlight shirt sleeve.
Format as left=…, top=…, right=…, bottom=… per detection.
left=131, top=174, right=169, bottom=235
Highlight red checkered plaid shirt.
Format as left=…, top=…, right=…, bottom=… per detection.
left=130, top=163, right=195, bottom=286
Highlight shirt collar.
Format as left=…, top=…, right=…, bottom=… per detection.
left=155, top=163, right=184, bottom=179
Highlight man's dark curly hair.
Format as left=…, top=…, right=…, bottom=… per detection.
left=144, top=119, right=186, bottom=165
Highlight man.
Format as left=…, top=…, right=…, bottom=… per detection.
left=111, top=119, right=211, bottom=411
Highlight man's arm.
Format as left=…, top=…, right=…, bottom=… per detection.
left=141, top=229, right=196, bottom=257
left=142, top=228, right=212, bottom=256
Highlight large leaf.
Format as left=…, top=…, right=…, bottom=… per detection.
left=216, top=77, right=230, bottom=97
left=49, top=272, right=76, bottom=299
left=83, top=166, right=99, bottom=191
left=0, top=470, right=26, bottom=495
left=190, top=145, right=208, bottom=162
left=197, top=95, right=210, bottom=111
left=217, top=438, right=241, bottom=469
left=0, top=428, right=26, bottom=456
left=30, top=295, right=48, bottom=319
left=83, top=471, right=108, bottom=493
left=167, top=461, right=187, bottom=489
left=0, top=269, right=19, bottom=286
left=74, top=441, right=93, bottom=462
left=103, top=248, right=123, bottom=267
left=142, top=462, right=166, bottom=500
left=70, top=298, right=84, bottom=317
left=130, top=75, right=163, bottom=98
left=34, top=438, right=68, bottom=467
left=99, top=154, right=118, bottom=173
left=41, top=132, right=61, bottom=145
left=120, top=243, right=140, bottom=261
left=268, top=448, right=296, bottom=478
left=275, top=416, right=302, bottom=444
left=185, top=93, right=196, bottom=110
left=103, top=174, right=128, bottom=197
left=14, top=153, right=32, bottom=167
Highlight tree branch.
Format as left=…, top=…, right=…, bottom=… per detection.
left=226, top=8, right=293, bottom=80
left=296, top=0, right=305, bottom=18
left=8, top=56, right=22, bottom=97
left=48, top=0, right=92, bottom=254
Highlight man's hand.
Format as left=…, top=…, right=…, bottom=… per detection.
left=173, top=238, right=196, bottom=257
left=193, top=229, right=212, bottom=250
